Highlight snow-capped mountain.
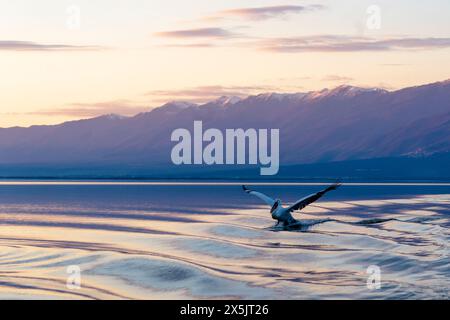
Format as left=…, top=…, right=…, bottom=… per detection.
left=0, top=80, right=448, bottom=170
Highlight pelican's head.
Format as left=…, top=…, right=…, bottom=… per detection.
left=270, top=199, right=282, bottom=214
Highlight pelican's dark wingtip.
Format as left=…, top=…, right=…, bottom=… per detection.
left=242, top=185, right=250, bottom=193
left=324, top=181, right=343, bottom=192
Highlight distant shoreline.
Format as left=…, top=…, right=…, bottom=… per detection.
left=0, top=179, right=449, bottom=186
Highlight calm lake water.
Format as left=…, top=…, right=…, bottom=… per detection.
left=0, top=182, right=448, bottom=299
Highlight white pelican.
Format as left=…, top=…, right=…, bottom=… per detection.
left=242, top=183, right=342, bottom=227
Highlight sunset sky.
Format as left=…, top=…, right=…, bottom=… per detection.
left=1, top=0, right=450, bottom=127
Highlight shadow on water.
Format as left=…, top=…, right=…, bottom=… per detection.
left=267, top=216, right=442, bottom=232
left=267, top=219, right=334, bottom=232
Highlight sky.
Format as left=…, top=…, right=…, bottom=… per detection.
left=1, top=0, right=449, bottom=127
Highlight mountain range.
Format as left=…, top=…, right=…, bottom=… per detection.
left=0, top=79, right=449, bottom=179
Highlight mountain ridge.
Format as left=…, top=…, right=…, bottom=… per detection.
left=3, top=79, right=448, bottom=130
left=0, top=79, right=448, bottom=172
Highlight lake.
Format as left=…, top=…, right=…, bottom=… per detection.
left=0, top=182, right=448, bottom=299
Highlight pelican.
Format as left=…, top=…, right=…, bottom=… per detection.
left=242, top=183, right=342, bottom=227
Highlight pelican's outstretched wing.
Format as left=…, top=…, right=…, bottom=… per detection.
left=287, top=182, right=342, bottom=213
left=242, top=185, right=276, bottom=207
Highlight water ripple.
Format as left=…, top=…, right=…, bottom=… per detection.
left=0, top=184, right=448, bottom=299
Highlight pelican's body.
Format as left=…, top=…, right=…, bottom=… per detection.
left=269, top=200, right=297, bottom=225
left=243, top=183, right=341, bottom=227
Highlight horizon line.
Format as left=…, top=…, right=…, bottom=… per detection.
left=0, top=181, right=449, bottom=186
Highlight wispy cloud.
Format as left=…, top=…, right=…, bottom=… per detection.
left=154, top=30, right=450, bottom=53
left=257, top=35, right=450, bottom=52
left=206, top=5, right=325, bottom=21
left=0, top=40, right=103, bottom=51
left=163, top=43, right=217, bottom=48
left=32, top=100, right=148, bottom=118
left=322, top=75, right=354, bottom=82
left=146, top=85, right=277, bottom=103
left=154, top=27, right=238, bottom=39
left=28, top=86, right=287, bottom=119
left=379, top=63, right=409, bottom=67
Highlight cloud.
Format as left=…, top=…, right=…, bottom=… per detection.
left=154, top=30, right=450, bottom=53
left=146, top=85, right=277, bottom=103
left=0, top=40, right=103, bottom=51
left=154, top=27, right=249, bottom=48
left=257, top=35, right=450, bottom=52
left=206, top=5, right=324, bottom=21
left=379, top=63, right=409, bottom=67
left=27, top=85, right=294, bottom=119
left=32, top=86, right=279, bottom=118
left=322, top=75, right=354, bottom=82
left=163, top=43, right=217, bottom=48
left=32, top=100, right=148, bottom=118
left=154, top=27, right=238, bottom=39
